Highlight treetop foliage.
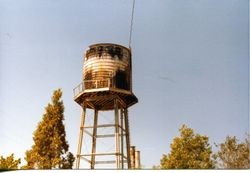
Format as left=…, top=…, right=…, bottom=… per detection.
left=23, top=89, right=75, bottom=169
left=213, top=135, right=249, bottom=169
left=0, top=153, right=21, bottom=170
left=160, top=125, right=215, bottom=169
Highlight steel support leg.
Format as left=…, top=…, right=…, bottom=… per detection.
left=124, top=108, right=131, bottom=169
left=76, top=105, right=86, bottom=168
left=120, top=109, right=124, bottom=169
left=90, top=109, right=98, bottom=169
left=114, top=99, right=120, bottom=169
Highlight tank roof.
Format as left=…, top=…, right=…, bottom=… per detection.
left=87, top=43, right=131, bottom=52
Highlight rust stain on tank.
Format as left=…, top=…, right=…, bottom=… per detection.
left=83, top=43, right=132, bottom=91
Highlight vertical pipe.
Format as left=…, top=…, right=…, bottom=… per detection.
left=120, top=109, right=124, bottom=169
left=130, top=146, right=135, bottom=169
left=90, top=109, right=98, bottom=169
left=135, top=151, right=141, bottom=169
left=76, top=105, right=86, bottom=168
left=114, top=99, right=120, bottom=168
left=124, top=108, right=131, bottom=169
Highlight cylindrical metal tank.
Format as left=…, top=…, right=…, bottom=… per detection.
left=135, top=151, right=141, bottom=169
left=130, top=146, right=136, bottom=169
left=83, top=43, right=132, bottom=91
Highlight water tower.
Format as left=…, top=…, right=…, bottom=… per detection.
left=73, top=43, right=138, bottom=169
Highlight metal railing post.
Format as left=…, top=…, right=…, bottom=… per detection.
left=74, top=79, right=116, bottom=97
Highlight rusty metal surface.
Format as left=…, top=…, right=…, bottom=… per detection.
left=83, top=43, right=132, bottom=91
left=73, top=43, right=138, bottom=110
left=130, top=146, right=136, bottom=169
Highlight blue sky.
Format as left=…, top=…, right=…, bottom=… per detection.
left=0, top=0, right=249, bottom=168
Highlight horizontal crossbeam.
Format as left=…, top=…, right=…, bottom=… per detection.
left=80, top=152, right=119, bottom=157
left=95, top=160, right=116, bottom=164
left=84, top=124, right=126, bottom=133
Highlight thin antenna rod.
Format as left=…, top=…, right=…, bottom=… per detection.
left=129, top=0, right=135, bottom=49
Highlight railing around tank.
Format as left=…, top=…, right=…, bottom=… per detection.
left=73, top=79, right=112, bottom=97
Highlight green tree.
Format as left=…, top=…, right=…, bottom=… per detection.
left=61, top=152, right=75, bottom=169
left=23, top=89, right=75, bottom=169
left=160, top=125, right=214, bottom=169
left=213, top=136, right=249, bottom=169
left=0, top=153, right=21, bottom=169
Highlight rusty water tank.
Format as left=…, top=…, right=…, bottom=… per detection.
left=83, top=43, right=132, bottom=91
left=74, top=43, right=137, bottom=110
